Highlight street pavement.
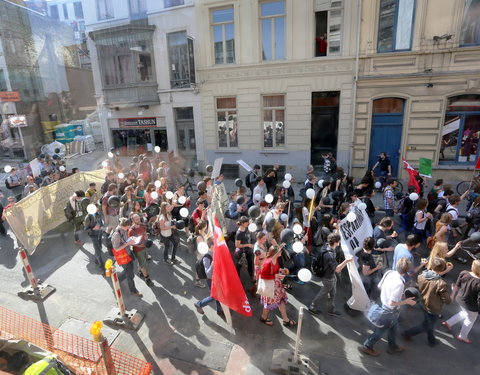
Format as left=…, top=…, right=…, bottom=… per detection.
left=0, top=150, right=479, bottom=375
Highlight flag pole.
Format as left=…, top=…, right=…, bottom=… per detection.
left=220, top=302, right=233, bottom=329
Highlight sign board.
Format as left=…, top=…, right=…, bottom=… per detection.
left=236, top=160, right=252, bottom=172
left=118, top=117, right=157, bottom=128
left=418, top=157, right=432, bottom=178
left=338, top=206, right=373, bottom=311
left=8, top=115, right=28, bottom=128
left=211, top=157, right=224, bottom=180
left=0, top=91, right=20, bottom=102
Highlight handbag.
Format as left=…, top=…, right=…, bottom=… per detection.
left=366, top=303, right=397, bottom=328
left=257, top=278, right=275, bottom=299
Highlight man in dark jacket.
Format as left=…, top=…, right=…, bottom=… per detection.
left=84, top=206, right=105, bottom=270
left=402, top=258, right=452, bottom=346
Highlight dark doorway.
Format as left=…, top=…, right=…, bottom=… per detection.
left=311, top=92, right=339, bottom=166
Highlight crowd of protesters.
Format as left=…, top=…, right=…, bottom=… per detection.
left=1, top=149, right=479, bottom=355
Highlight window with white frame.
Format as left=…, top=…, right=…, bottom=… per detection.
left=97, top=0, right=114, bottom=20
left=260, top=1, right=286, bottom=61
left=377, top=0, right=415, bottom=53
left=263, top=95, right=285, bottom=148
left=216, top=97, right=238, bottom=148
left=460, top=0, right=480, bottom=46
left=74, top=2, right=84, bottom=19
left=168, top=31, right=196, bottom=88
left=211, top=7, right=235, bottom=64
left=130, top=0, right=147, bottom=16
left=314, top=0, right=343, bottom=56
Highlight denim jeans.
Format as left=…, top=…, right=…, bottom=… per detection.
left=118, top=261, right=138, bottom=294
left=90, top=233, right=104, bottom=266
left=364, top=308, right=400, bottom=350
left=404, top=308, right=438, bottom=345
left=197, top=279, right=221, bottom=312
left=311, top=276, right=336, bottom=312
left=161, top=235, right=178, bottom=261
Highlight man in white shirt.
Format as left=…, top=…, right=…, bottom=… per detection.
left=359, top=257, right=416, bottom=356
left=252, top=177, right=267, bottom=206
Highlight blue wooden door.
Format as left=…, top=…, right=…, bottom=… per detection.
left=369, top=113, right=404, bottom=177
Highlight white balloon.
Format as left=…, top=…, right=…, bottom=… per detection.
left=254, top=194, right=262, bottom=202
left=280, top=213, right=288, bottom=222
left=59, top=166, right=66, bottom=172
left=151, top=191, right=159, bottom=200
left=154, top=180, right=161, bottom=188
left=374, top=181, right=382, bottom=189
left=165, top=191, right=174, bottom=200
left=282, top=180, right=291, bottom=189
left=265, top=194, right=274, bottom=203
left=154, top=146, right=161, bottom=153
left=346, top=212, right=357, bottom=222
left=4, top=165, right=12, bottom=173
left=306, top=188, right=315, bottom=200
left=180, top=207, right=189, bottom=218
left=358, top=202, right=367, bottom=211
left=248, top=223, right=258, bottom=232
left=298, top=268, right=312, bottom=282
left=318, top=179, right=324, bottom=188
left=86, top=204, right=97, bottom=215
left=118, top=172, right=125, bottom=179
left=101, top=161, right=108, bottom=168
left=197, top=241, right=209, bottom=255
left=293, top=223, right=303, bottom=235
left=293, top=241, right=304, bottom=253
left=178, top=196, right=187, bottom=205
left=107, top=152, right=114, bottom=158
left=284, top=173, right=292, bottom=181
left=409, top=192, right=419, bottom=201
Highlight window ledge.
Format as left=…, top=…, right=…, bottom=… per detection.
left=260, top=150, right=289, bottom=154
left=214, top=149, right=242, bottom=154
left=435, top=164, right=476, bottom=170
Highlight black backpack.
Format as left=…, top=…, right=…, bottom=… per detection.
left=245, top=172, right=253, bottom=188
left=311, top=248, right=328, bottom=277
left=195, top=253, right=213, bottom=279
left=64, top=202, right=75, bottom=221
left=4, top=177, right=12, bottom=190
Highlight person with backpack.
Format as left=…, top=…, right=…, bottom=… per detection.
left=357, top=237, right=383, bottom=297
left=83, top=205, right=105, bottom=271
left=383, top=179, right=397, bottom=218
left=308, top=233, right=353, bottom=316
left=68, top=190, right=86, bottom=245
left=413, top=199, right=432, bottom=240
left=6, top=167, right=24, bottom=201
left=194, top=238, right=222, bottom=315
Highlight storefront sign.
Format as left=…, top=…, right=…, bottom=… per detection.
left=8, top=115, right=28, bottom=128
left=0, top=91, right=20, bottom=102
left=118, top=117, right=157, bottom=128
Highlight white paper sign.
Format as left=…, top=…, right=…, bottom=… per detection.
left=29, top=158, right=41, bottom=178
left=236, top=160, right=252, bottom=172
left=211, top=157, right=224, bottom=179
left=338, top=206, right=373, bottom=311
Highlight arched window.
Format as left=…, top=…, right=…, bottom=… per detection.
left=440, top=95, right=480, bottom=164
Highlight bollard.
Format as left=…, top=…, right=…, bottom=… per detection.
left=103, top=261, right=144, bottom=331
left=90, top=321, right=117, bottom=375
left=271, top=306, right=318, bottom=375
left=17, top=248, right=55, bottom=301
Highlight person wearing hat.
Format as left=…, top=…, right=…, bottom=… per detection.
left=402, top=258, right=452, bottom=346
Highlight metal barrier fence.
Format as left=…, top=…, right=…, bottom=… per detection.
left=0, top=306, right=152, bottom=375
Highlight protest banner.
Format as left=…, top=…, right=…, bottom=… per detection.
left=419, top=157, right=432, bottom=178
left=211, top=157, right=224, bottom=179
left=338, top=206, right=372, bottom=311
left=236, top=160, right=252, bottom=172
left=3, top=169, right=106, bottom=254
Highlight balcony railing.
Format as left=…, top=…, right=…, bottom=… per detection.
left=103, top=83, right=159, bottom=105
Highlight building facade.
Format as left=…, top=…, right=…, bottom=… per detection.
left=84, top=0, right=203, bottom=169
left=352, top=0, right=480, bottom=181
left=195, top=0, right=360, bottom=178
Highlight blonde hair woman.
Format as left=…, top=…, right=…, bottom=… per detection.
left=434, top=213, right=452, bottom=242
left=427, top=241, right=462, bottom=275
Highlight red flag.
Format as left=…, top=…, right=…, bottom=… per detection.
left=211, top=215, right=252, bottom=317
left=475, top=156, right=480, bottom=170
left=402, top=158, right=420, bottom=194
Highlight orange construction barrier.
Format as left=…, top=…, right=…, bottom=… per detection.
left=0, top=306, right=152, bottom=375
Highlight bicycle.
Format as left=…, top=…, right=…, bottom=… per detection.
left=181, top=170, right=197, bottom=197
left=456, top=174, right=480, bottom=195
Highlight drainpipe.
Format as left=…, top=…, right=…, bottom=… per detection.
left=348, top=0, right=362, bottom=177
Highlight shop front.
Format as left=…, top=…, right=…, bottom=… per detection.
left=111, top=117, right=168, bottom=156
